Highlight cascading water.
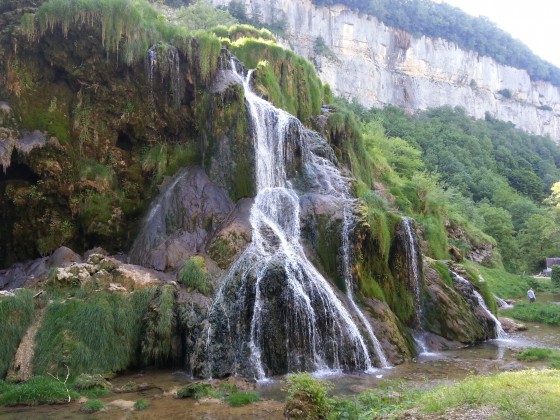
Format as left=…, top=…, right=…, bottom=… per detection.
left=495, top=295, right=513, bottom=309
left=402, top=217, right=423, bottom=328
left=452, top=272, right=507, bottom=339
left=146, top=44, right=182, bottom=108
left=342, top=208, right=390, bottom=368
left=201, top=59, right=387, bottom=379
left=401, top=217, right=434, bottom=354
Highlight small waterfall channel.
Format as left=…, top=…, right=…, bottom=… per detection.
left=201, top=59, right=389, bottom=379
left=401, top=217, right=433, bottom=354
left=452, top=272, right=507, bottom=339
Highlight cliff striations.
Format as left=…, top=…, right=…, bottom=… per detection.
left=213, top=0, right=560, bottom=143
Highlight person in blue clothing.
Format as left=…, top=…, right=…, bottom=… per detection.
left=527, top=288, right=536, bottom=303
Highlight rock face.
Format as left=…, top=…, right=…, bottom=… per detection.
left=213, top=0, right=560, bottom=143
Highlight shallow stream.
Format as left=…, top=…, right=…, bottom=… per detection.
left=2, top=298, right=559, bottom=419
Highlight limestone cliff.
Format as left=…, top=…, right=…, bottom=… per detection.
left=213, top=0, right=560, bottom=143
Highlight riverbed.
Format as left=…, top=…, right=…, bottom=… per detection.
left=1, top=305, right=559, bottom=419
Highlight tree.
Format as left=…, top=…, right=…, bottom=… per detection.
left=177, top=0, right=238, bottom=31
left=545, top=181, right=560, bottom=209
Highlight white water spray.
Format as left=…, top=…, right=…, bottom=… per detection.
left=203, top=59, right=387, bottom=379
left=453, top=272, right=507, bottom=339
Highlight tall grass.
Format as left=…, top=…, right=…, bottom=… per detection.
left=419, top=370, right=560, bottom=419
left=508, top=302, right=560, bottom=325
left=141, top=285, right=175, bottom=366
left=33, top=288, right=156, bottom=376
left=0, top=290, right=36, bottom=378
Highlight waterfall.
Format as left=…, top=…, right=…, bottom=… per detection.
left=342, top=208, right=390, bottom=368
left=146, top=44, right=182, bottom=108
left=402, top=217, right=423, bottom=328
left=202, top=59, right=386, bottom=379
left=495, top=294, right=513, bottom=309
left=452, top=272, right=507, bottom=339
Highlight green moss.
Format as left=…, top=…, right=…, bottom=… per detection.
left=142, top=285, right=176, bottom=366
left=231, top=38, right=323, bottom=123
left=0, top=290, right=36, bottom=379
left=177, top=382, right=214, bottom=399
left=432, top=260, right=453, bottom=287
left=314, top=216, right=343, bottom=291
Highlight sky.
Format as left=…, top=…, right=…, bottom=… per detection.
left=438, top=0, right=560, bottom=67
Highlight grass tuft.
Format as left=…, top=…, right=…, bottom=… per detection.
left=224, top=391, right=260, bottom=407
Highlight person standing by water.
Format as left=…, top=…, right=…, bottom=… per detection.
left=527, top=288, right=536, bottom=303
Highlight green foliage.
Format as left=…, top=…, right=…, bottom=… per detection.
left=178, top=256, right=212, bottom=295
left=176, top=0, right=238, bottom=31
left=313, top=36, right=338, bottom=61
left=476, top=264, right=552, bottom=299
left=517, top=348, right=560, bottom=363
left=177, top=382, right=214, bottom=399
left=284, top=373, right=334, bottom=419
left=509, top=302, right=560, bottom=325
left=551, top=265, right=560, bottom=287
left=134, top=398, right=149, bottom=410
left=0, top=290, right=36, bottom=379
left=0, top=376, right=78, bottom=406
left=224, top=391, right=260, bottom=406
left=231, top=38, right=323, bottom=123
left=81, top=398, right=105, bottom=413
left=33, top=288, right=156, bottom=376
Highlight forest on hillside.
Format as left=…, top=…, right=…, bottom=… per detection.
left=311, top=0, right=560, bottom=86
left=344, top=102, right=560, bottom=274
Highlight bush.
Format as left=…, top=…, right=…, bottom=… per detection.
left=134, top=398, right=149, bottom=410
left=81, top=399, right=105, bottom=413
left=177, top=382, right=214, bottom=399
left=284, top=373, right=334, bottom=419
left=551, top=265, right=560, bottom=288
left=178, top=256, right=212, bottom=295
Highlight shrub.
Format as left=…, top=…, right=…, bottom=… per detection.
left=81, top=399, right=105, bottom=413
left=134, top=398, right=149, bottom=410
left=224, top=391, right=260, bottom=407
left=178, top=256, right=213, bottom=295
left=284, top=373, right=334, bottom=419
left=177, top=382, right=214, bottom=399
